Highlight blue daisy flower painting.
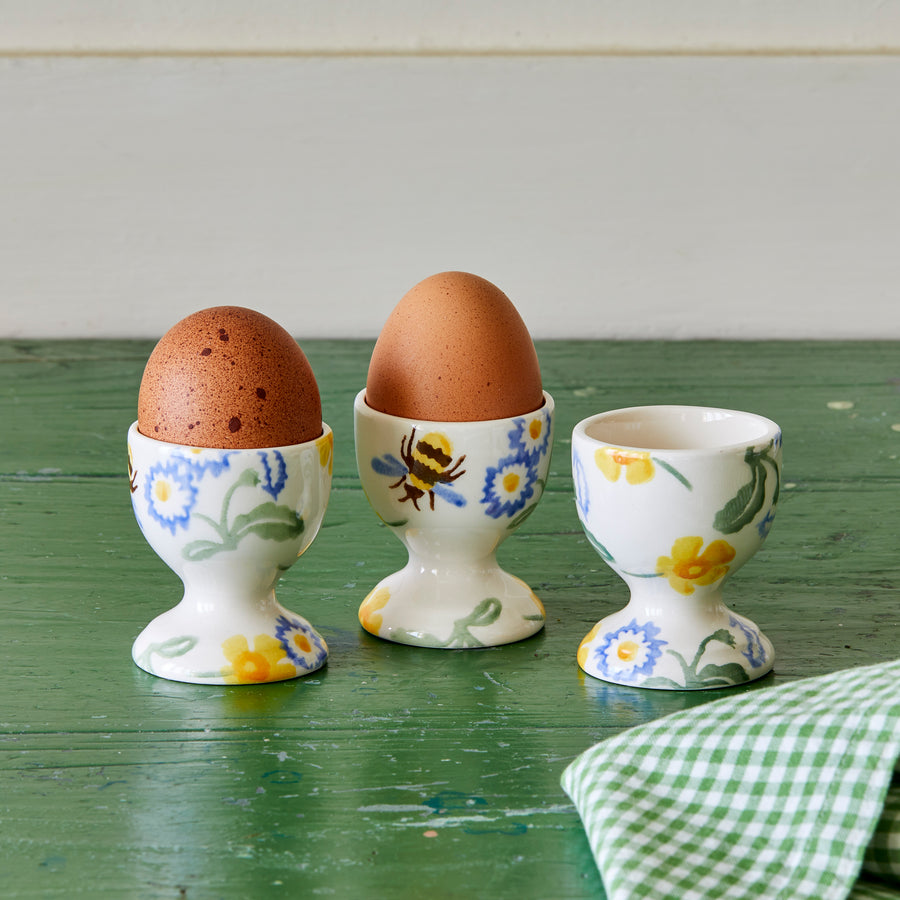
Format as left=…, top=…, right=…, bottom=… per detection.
left=145, top=460, right=198, bottom=534
left=482, top=456, right=538, bottom=519
left=480, top=411, right=551, bottom=520
left=508, top=409, right=552, bottom=463
left=274, top=614, right=328, bottom=670
left=593, top=619, right=668, bottom=683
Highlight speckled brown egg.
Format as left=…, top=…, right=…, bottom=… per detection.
left=138, top=306, right=322, bottom=448
left=365, top=271, right=543, bottom=421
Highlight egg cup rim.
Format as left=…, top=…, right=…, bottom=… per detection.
left=572, top=404, right=780, bottom=456
left=128, top=419, right=332, bottom=453
left=354, top=389, right=553, bottom=428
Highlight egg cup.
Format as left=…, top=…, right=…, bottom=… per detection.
left=127, top=421, right=333, bottom=684
left=354, top=390, right=554, bottom=648
left=572, top=406, right=781, bottom=690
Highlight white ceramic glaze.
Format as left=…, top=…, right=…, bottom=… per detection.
left=572, top=405, right=781, bottom=690
left=354, top=390, right=554, bottom=648
left=128, top=421, right=333, bottom=684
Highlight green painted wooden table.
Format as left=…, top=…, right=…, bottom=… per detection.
left=2, top=339, right=899, bottom=899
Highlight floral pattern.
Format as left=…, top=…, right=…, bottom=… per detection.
left=258, top=450, right=288, bottom=499
left=592, top=619, right=668, bottom=683
left=220, top=633, right=297, bottom=684
left=183, top=448, right=234, bottom=479
left=573, top=451, right=590, bottom=518
left=656, top=536, right=736, bottom=595
left=133, top=635, right=198, bottom=675
left=392, top=597, right=508, bottom=648
left=182, top=468, right=304, bottom=561
left=274, top=614, right=328, bottom=670
left=595, top=447, right=655, bottom=485
left=576, top=425, right=780, bottom=690
left=145, top=460, right=199, bottom=534
left=729, top=615, right=767, bottom=669
left=359, top=586, right=391, bottom=636
left=713, top=438, right=780, bottom=534
left=756, top=509, right=776, bottom=539
left=141, top=450, right=234, bottom=535
left=368, top=408, right=553, bottom=523
left=481, top=457, right=538, bottom=519
left=134, top=624, right=326, bottom=683
left=509, top=409, right=552, bottom=462
left=317, top=431, right=334, bottom=475
left=582, top=620, right=760, bottom=689
left=481, top=411, right=552, bottom=521
left=577, top=621, right=603, bottom=670
left=590, top=446, right=692, bottom=490
left=642, top=628, right=753, bottom=689
left=130, top=425, right=331, bottom=685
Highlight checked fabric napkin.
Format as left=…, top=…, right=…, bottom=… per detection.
left=561, top=659, right=900, bottom=900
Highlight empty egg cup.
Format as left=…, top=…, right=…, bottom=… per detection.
left=127, top=421, right=333, bottom=684
left=572, top=405, right=781, bottom=690
left=354, top=390, right=554, bottom=649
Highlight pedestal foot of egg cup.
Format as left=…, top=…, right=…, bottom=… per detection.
left=127, top=421, right=334, bottom=685
left=572, top=405, right=782, bottom=690
left=354, top=390, right=554, bottom=649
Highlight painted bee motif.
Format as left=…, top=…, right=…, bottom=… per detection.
left=371, top=427, right=467, bottom=511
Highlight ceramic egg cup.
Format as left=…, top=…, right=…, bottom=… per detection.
left=354, top=390, right=554, bottom=649
left=572, top=405, right=781, bottom=690
left=128, top=421, right=334, bottom=685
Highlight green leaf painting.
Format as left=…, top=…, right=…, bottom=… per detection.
left=643, top=628, right=751, bottom=689
left=183, top=468, right=304, bottom=561
left=713, top=440, right=780, bottom=535
left=134, top=635, right=198, bottom=674
left=652, top=457, right=693, bottom=490
left=393, top=597, right=505, bottom=649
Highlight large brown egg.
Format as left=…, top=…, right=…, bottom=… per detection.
left=365, top=272, right=543, bottom=421
left=138, top=306, right=322, bottom=448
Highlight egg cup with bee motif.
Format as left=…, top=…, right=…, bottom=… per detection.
left=572, top=406, right=781, bottom=690
left=127, top=421, right=334, bottom=684
left=354, top=390, right=554, bottom=649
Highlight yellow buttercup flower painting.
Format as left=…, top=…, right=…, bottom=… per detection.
left=657, top=536, right=736, bottom=595
left=317, top=431, right=334, bottom=475
left=577, top=621, right=603, bottom=669
left=359, top=586, right=391, bottom=636
left=594, top=447, right=655, bottom=485
left=221, top=633, right=297, bottom=684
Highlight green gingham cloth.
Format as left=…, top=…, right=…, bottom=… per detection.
left=561, top=659, right=900, bottom=900
left=865, top=776, right=900, bottom=885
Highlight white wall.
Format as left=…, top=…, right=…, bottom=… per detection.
left=2, top=4, right=899, bottom=340
left=5, top=2, right=900, bottom=54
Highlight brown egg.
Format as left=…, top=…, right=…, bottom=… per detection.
left=138, top=306, right=322, bottom=449
left=365, top=272, right=543, bottom=422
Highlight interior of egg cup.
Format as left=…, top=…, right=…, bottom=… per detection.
left=576, top=405, right=779, bottom=453
left=354, top=389, right=554, bottom=534
left=127, top=420, right=333, bottom=576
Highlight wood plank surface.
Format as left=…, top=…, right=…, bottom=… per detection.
left=2, top=339, right=899, bottom=898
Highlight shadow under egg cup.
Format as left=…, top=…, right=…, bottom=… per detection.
left=354, top=390, right=554, bottom=649
left=128, top=421, right=333, bottom=684
left=572, top=406, right=781, bottom=690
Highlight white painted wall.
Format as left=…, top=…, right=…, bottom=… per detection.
left=4, top=2, right=900, bottom=54
left=1, top=5, right=899, bottom=340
